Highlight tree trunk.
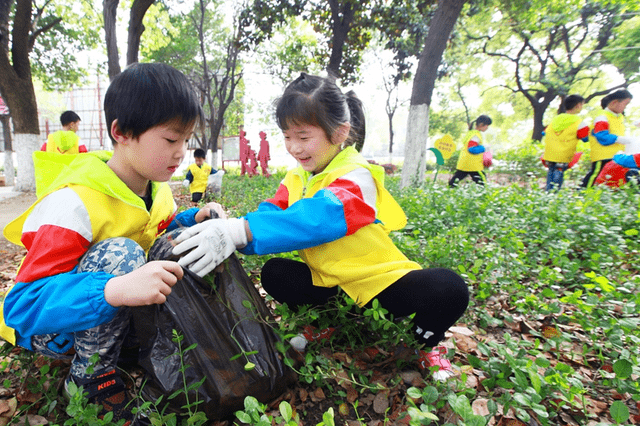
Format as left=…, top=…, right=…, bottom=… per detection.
left=1, top=115, right=14, bottom=186
left=401, top=0, right=467, bottom=188
left=0, top=0, right=41, bottom=192
left=531, top=93, right=556, bottom=142
left=13, top=133, right=38, bottom=191
left=103, top=0, right=121, bottom=80
left=326, top=0, right=357, bottom=78
left=127, top=0, right=155, bottom=66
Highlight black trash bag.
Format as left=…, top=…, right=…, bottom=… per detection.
left=131, top=227, right=294, bottom=420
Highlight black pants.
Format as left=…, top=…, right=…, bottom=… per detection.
left=449, top=170, right=486, bottom=187
left=581, top=159, right=611, bottom=188
left=191, top=192, right=204, bottom=202
left=260, top=258, right=469, bottom=347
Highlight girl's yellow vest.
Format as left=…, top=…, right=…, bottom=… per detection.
left=456, top=130, right=484, bottom=172
left=589, top=109, right=625, bottom=162
left=283, top=147, right=421, bottom=306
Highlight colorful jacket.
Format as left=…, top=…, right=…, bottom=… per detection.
left=595, top=153, right=640, bottom=188
left=543, top=114, right=590, bottom=163
left=589, top=109, right=626, bottom=162
left=456, top=130, right=485, bottom=172
left=186, top=162, right=214, bottom=193
left=240, top=146, right=421, bottom=306
left=1, top=151, right=197, bottom=349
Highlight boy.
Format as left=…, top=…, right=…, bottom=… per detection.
left=1, top=63, right=221, bottom=425
left=541, top=94, right=589, bottom=191
left=182, top=148, right=221, bottom=202
left=40, top=110, right=88, bottom=154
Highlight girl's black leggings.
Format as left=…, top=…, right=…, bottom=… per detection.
left=260, top=258, right=469, bottom=347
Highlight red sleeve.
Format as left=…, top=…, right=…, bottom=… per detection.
left=40, top=143, right=47, bottom=152
left=576, top=121, right=590, bottom=140
left=16, top=188, right=93, bottom=283
left=325, top=179, right=376, bottom=235
left=79, top=145, right=88, bottom=153
left=265, top=183, right=290, bottom=210
left=467, top=135, right=481, bottom=149
left=592, top=115, right=609, bottom=134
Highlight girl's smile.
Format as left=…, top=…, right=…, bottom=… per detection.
left=284, top=123, right=342, bottom=174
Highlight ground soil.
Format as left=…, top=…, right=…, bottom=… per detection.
left=0, top=192, right=35, bottom=288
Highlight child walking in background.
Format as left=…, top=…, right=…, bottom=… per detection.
left=448, top=115, right=492, bottom=187
left=172, top=73, right=470, bottom=381
left=41, top=110, right=88, bottom=154
left=542, top=95, right=590, bottom=191
left=183, top=148, right=223, bottom=203
left=1, top=63, right=223, bottom=425
left=581, top=89, right=634, bottom=188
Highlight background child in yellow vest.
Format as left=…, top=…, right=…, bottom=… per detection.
left=182, top=148, right=220, bottom=202
left=1, top=63, right=223, bottom=424
left=448, top=115, right=492, bottom=187
left=40, top=110, right=88, bottom=154
left=172, top=73, right=469, bottom=381
left=581, top=89, right=634, bottom=188
left=542, top=94, right=589, bottom=191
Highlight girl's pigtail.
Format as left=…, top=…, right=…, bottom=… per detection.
left=345, top=90, right=366, bottom=152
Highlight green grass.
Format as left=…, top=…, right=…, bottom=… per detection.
left=1, top=171, right=638, bottom=425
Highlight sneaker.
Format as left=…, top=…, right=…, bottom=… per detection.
left=417, top=346, right=454, bottom=382
left=65, top=369, right=136, bottom=425
left=289, top=325, right=337, bottom=352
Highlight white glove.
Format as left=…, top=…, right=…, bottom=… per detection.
left=182, top=179, right=190, bottom=188
left=171, top=218, right=248, bottom=277
left=616, top=136, right=636, bottom=145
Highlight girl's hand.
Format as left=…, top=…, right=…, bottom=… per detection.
left=104, top=261, right=183, bottom=307
left=195, top=202, right=227, bottom=222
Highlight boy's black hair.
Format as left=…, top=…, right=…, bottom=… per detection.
left=274, top=73, right=366, bottom=150
left=563, top=95, right=584, bottom=111
left=104, top=63, right=204, bottom=145
left=470, top=115, right=492, bottom=130
left=194, top=148, right=206, bottom=158
left=60, top=111, right=81, bottom=126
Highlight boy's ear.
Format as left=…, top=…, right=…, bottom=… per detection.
left=110, top=119, right=130, bottom=145
left=332, top=122, right=351, bottom=146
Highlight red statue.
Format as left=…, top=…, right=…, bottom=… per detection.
left=258, top=131, right=271, bottom=177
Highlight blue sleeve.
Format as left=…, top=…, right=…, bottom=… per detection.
left=468, top=145, right=486, bottom=154
left=239, top=189, right=347, bottom=255
left=185, top=170, right=194, bottom=182
left=166, top=207, right=199, bottom=232
left=613, top=153, right=638, bottom=168
left=593, top=130, right=618, bottom=146
left=210, top=168, right=218, bottom=175
left=4, top=269, right=119, bottom=348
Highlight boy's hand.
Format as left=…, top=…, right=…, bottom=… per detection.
left=104, top=261, right=183, bottom=307
left=195, top=202, right=227, bottom=222
left=172, top=218, right=248, bottom=277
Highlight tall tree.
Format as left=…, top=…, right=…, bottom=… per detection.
left=102, top=0, right=155, bottom=80
left=142, top=0, right=245, bottom=166
left=0, top=0, right=98, bottom=191
left=401, top=0, right=468, bottom=188
left=468, top=0, right=639, bottom=141
left=240, top=0, right=375, bottom=84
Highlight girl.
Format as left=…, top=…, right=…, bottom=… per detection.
left=173, top=73, right=469, bottom=380
left=581, top=89, right=634, bottom=188
left=448, top=115, right=493, bottom=187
